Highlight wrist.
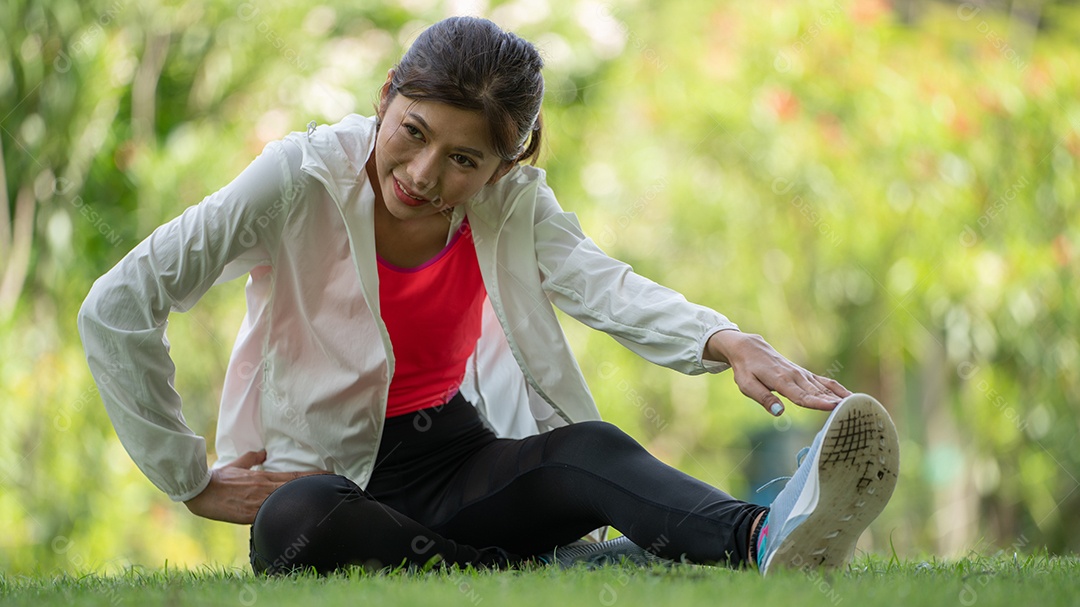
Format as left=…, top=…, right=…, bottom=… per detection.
left=705, top=329, right=743, bottom=365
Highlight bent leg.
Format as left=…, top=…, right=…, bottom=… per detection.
left=250, top=474, right=514, bottom=575
left=429, top=421, right=766, bottom=567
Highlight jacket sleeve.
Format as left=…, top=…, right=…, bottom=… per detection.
left=533, top=179, right=738, bottom=375
left=77, top=139, right=304, bottom=501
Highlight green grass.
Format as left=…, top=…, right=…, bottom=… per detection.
left=1, top=554, right=1076, bottom=607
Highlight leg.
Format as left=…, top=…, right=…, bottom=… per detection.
left=249, top=474, right=514, bottom=575
left=424, top=421, right=767, bottom=567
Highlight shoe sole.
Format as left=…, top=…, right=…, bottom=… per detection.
left=764, top=393, right=899, bottom=573
left=550, top=536, right=671, bottom=569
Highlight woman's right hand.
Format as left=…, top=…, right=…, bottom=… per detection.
left=183, top=450, right=331, bottom=524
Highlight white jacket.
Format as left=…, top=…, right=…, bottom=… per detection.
left=78, top=114, right=737, bottom=502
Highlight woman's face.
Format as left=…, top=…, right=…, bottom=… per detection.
left=370, top=89, right=509, bottom=223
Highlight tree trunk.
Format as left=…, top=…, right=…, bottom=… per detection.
left=0, top=185, right=36, bottom=320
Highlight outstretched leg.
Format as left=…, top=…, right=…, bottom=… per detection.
left=412, top=420, right=767, bottom=567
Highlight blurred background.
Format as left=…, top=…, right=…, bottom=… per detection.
left=1, top=0, right=1078, bottom=574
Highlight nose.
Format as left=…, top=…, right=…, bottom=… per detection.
left=407, top=148, right=439, bottom=193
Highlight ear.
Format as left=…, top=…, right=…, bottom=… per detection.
left=376, top=69, right=396, bottom=121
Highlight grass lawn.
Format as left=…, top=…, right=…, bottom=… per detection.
left=1, top=554, right=1075, bottom=607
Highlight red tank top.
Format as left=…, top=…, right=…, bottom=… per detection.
left=377, top=219, right=486, bottom=417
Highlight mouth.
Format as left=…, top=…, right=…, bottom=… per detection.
left=392, top=177, right=434, bottom=208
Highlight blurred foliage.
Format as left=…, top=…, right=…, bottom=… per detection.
left=1, top=0, right=1078, bottom=573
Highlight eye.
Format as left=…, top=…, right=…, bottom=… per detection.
left=403, top=124, right=423, bottom=139
left=451, top=154, right=476, bottom=168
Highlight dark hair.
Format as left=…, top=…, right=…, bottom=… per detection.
left=379, top=16, right=545, bottom=166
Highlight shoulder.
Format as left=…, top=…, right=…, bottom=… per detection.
left=325, top=114, right=378, bottom=166
left=507, top=163, right=547, bottom=185
left=468, top=164, right=558, bottom=228
left=280, top=114, right=377, bottom=174
left=471, top=164, right=575, bottom=233
left=472, top=164, right=555, bottom=209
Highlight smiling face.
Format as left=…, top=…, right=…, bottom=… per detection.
left=368, top=86, right=510, bottom=224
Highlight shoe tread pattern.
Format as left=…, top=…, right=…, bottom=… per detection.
left=772, top=395, right=899, bottom=572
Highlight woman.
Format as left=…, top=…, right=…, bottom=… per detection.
left=78, top=16, right=898, bottom=575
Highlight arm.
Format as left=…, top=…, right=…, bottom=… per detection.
left=534, top=184, right=736, bottom=376
left=77, top=139, right=318, bottom=521
left=533, top=181, right=848, bottom=415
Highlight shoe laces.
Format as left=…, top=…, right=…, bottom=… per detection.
left=755, top=446, right=811, bottom=494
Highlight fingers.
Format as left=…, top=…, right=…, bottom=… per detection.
left=722, top=334, right=853, bottom=414
left=227, top=449, right=267, bottom=469
left=259, top=469, right=333, bottom=483
left=772, top=371, right=839, bottom=411
left=819, top=375, right=852, bottom=398
left=792, top=375, right=841, bottom=410
left=186, top=462, right=336, bottom=524
left=736, top=365, right=847, bottom=416
left=793, top=392, right=841, bottom=411
left=734, top=370, right=786, bottom=417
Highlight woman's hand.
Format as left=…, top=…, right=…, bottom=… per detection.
left=705, top=330, right=851, bottom=417
left=184, top=450, right=331, bottom=524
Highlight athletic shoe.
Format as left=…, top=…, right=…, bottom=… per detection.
left=537, top=536, right=672, bottom=569
left=756, top=393, right=899, bottom=575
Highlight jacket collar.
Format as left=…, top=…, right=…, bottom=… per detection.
left=289, top=114, right=376, bottom=210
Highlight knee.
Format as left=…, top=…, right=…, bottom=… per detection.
left=251, top=474, right=361, bottom=573
left=255, top=474, right=358, bottom=530
left=547, top=421, right=645, bottom=461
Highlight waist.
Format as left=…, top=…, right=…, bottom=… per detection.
left=375, top=391, right=495, bottom=468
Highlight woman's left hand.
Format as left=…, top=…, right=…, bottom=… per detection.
left=704, top=330, right=851, bottom=417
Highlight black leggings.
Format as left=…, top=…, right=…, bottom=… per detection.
left=250, top=393, right=765, bottom=574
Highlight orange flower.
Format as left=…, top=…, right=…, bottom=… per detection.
left=950, top=112, right=976, bottom=139
left=1064, top=130, right=1080, bottom=159
left=1052, top=234, right=1073, bottom=268
left=817, top=113, right=846, bottom=148
left=851, top=0, right=891, bottom=25
left=766, top=88, right=801, bottom=122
